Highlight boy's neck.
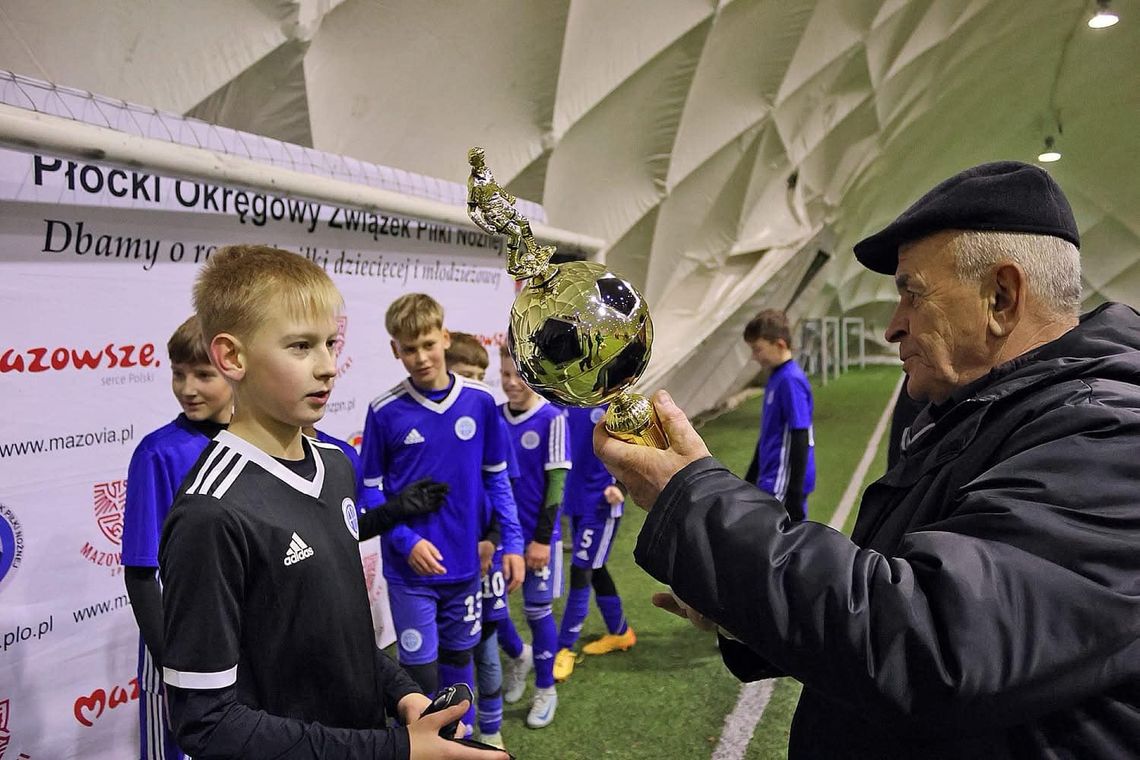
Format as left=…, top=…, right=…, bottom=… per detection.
left=226, top=408, right=305, bottom=459
left=509, top=393, right=541, bottom=413
left=411, top=371, right=452, bottom=393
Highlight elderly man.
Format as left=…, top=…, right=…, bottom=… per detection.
left=596, top=162, right=1140, bottom=758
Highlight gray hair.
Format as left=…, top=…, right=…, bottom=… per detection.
left=953, top=231, right=1082, bottom=317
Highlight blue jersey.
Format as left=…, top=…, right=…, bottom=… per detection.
left=362, top=374, right=508, bottom=585
left=501, top=399, right=571, bottom=543
left=314, top=429, right=364, bottom=502
left=756, top=359, right=816, bottom=500
left=561, top=405, right=622, bottom=518
left=123, top=414, right=224, bottom=568
left=483, top=416, right=520, bottom=535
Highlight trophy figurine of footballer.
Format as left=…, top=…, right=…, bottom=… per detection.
left=467, top=146, right=667, bottom=448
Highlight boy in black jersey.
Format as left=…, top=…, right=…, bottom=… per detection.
left=159, top=245, right=506, bottom=760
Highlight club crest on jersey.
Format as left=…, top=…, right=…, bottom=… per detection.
left=400, top=628, right=423, bottom=653
left=342, top=498, right=359, bottom=540
left=590, top=408, right=605, bottom=424
left=520, top=430, right=541, bottom=450
left=454, top=416, right=477, bottom=441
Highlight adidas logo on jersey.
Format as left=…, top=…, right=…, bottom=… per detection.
left=576, top=549, right=590, bottom=561
left=493, top=599, right=506, bottom=610
left=403, top=428, right=425, bottom=445
left=283, top=532, right=314, bottom=566
left=538, top=582, right=549, bottom=591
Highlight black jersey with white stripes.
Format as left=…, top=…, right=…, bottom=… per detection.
left=158, top=430, right=385, bottom=729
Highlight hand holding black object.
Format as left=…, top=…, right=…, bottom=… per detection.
left=358, top=479, right=449, bottom=540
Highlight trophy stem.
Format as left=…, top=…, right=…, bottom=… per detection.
left=604, top=392, right=669, bottom=449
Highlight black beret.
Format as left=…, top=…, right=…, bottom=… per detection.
left=853, top=161, right=1080, bottom=274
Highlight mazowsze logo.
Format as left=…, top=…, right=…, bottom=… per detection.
left=0, top=342, right=158, bottom=374
left=78, top=480, right=124, bottom=571
left=73, top=679, right=139, bottom=728
left=0, top=505, right=24, bottom=589
left=0, top=696, right=30, bottom=759
left=334, top=315, right=353, bottom=378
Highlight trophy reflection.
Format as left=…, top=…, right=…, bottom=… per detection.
left=467, top=146, right=667, bottom=448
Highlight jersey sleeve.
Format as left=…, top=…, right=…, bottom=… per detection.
left=782, top=377, right=813, bottom=431
left=545, top=412, right=571, bottom=471
left=159, top=495, right=245, bottom=690
left=122, top=445, right=173, bottom=568
left=482, top=397, right=508, bottom=473
left=359, top=407, right=387, bottom=510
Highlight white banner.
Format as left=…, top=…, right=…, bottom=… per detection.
left=0, top=145, right=516, bottom=759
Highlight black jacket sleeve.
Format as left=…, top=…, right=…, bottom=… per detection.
left=167, top=685, right=411, bottom=759
left=635, top=400, right=1140, bottom=735
left=124, top=565, right=164, bottom=666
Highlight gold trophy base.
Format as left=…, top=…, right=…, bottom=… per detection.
left=604, top=392, right=669, bottom=449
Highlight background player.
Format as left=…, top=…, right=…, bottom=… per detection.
left=553, top=404, right=635, bottom=682
left=361, top=296, right=523, bottom=735
left=160, top=246, right=496, bottom=758
left=495, top=346, right=570, bottom=729
left=123, top=315, right=233, bottom=760
left=742, top=309, right=815, bottom=520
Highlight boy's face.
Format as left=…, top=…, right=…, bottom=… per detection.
left=239, top=306, right=340, bottom=431
left=500, top=354, right=538, bottom=408
left=748, top=337, right=787, bottom=370
left=449, top=361, right=486, bottom=383
left=170, top=361, right=232, bottom=423
left=392, top=327, right=451, bottom=390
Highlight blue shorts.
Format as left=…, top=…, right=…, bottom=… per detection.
left=522, top=539, right=563, bottom=605
left=388, top=577, right=482, bottom=665
left=569, top=511, right=621, bottom=569
left=481, top=548, right=510, bottom=623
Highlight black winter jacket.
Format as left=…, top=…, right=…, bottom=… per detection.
left=635, top=303, right=1140, bottom=758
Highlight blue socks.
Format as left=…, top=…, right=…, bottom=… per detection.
left=557, top=584, right=591, bottom=650
left=597, top=594, right=627, bottom=635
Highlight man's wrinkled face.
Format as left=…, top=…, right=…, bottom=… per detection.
left=884, top=230, right=993, bottom=404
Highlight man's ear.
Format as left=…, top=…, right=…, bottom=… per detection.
left=441, top=328, right=452, bottom=351
left=988, top=263, right=1024, bottom=338
left=210, top=333, right=246, bottom=382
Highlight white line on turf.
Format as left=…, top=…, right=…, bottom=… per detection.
left=711, top=372, right=905, bottom=759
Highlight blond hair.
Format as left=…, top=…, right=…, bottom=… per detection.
left=385, top=293, right=444, bottom=341
left=193, top=245, right=342, bottom=343
left=167, top=315, right=212, bottom=365
left=446, top=332, right=489, bottom=369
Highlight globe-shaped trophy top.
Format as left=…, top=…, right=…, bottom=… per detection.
left=509, top=261, right=653, bottom=406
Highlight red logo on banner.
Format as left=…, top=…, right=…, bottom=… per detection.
left=334, top=315, right=353, bottom=378
left=0, top=698, right=10, bottom=758
left=92, top=480, right=127, bottom=545
left=73, top=679, right=139, bottom=727
left=0, top=343, right=158, bottom=374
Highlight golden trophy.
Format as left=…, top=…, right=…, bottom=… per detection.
left=467, top=146, right=667, bottom=448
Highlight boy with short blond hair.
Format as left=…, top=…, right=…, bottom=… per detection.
left=362, top=295, right=523, bottom=736
left=495, top=345, right=570, bottom=729
left=123, top=315, right=232, bottom=760
left=742, top=308, right=815, bottom=520
left=160, top=247, right=498, bottom=760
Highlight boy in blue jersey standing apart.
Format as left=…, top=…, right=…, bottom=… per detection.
left=743, top=309, right=815, bottom=520
left=553, top=404, right=635, bottom=682
left=495, top=346, right=571, bottom=728
left=123, top=314, right=233, bottom=760
left=362, top=295, right=524, bottom=735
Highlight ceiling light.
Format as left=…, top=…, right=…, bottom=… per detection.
left=1088, top=0, right=1120, bottom=28
left=1038, top=136, right=1061, bottom=163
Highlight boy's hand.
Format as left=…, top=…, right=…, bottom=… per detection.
left=603, top=484, right=624, bottom=506
left=388, top=478, right=449, bottom=521
left=502, top=552, right=524, bottom=593
left=652, top=591, right=718, bottom=632
left=477, top=540, right=495, bottom=575
left=408, top=701, right=508, bottom=759
left=408, top=539, right=447, bottom=575
left=525, top=541, right=550, bottom=572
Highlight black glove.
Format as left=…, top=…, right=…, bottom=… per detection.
left=358, top=478, right=449, bottom=540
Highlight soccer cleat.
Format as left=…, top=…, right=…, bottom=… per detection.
left=476, top=731, right=505, bottom=750
left=502, top=643, right=533, bottom=704
left=526, top=686, right=558, bottom=729
left=582, top=626, right=637, bottom=655
left=553, top=648, right=578, bottom=682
